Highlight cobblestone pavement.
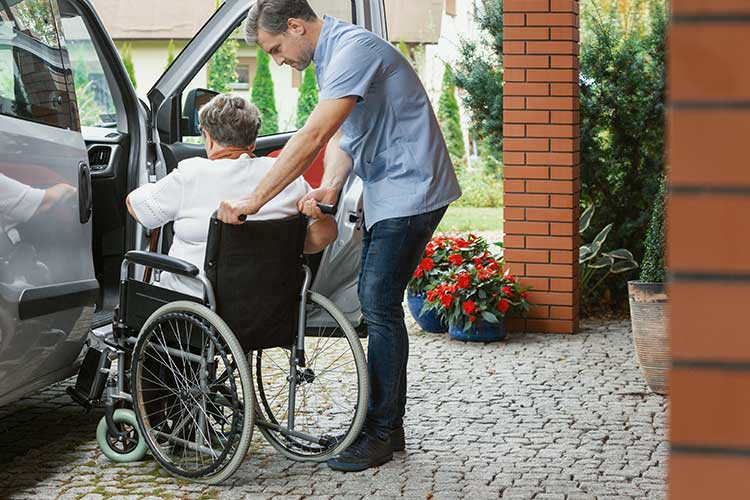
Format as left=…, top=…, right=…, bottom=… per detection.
left=0, top=317, right=667, bottom=500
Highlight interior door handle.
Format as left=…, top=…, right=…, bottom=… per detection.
left=78, top=161, right=92, bottom=224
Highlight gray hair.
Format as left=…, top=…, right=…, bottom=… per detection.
left=245, top=0, right=317, bottom=44
left=198, top=93, right=262, bottom=148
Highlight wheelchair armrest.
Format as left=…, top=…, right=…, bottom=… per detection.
left=124, top=251, right=200, bottom=278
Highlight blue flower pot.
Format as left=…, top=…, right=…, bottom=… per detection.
left=449, top=319, right=507, bottom=342
left=406, top=291, right=448, bottom=333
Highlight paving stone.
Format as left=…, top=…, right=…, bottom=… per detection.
left=0, top=318, right=666, bottom=499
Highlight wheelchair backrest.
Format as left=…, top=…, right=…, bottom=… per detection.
left=204, top=213, right=307, bottom=352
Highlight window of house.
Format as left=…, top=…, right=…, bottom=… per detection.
left=0, top=0, right=75, bottom=129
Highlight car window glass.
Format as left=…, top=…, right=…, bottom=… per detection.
left=56, top=0, right=117, bottom=128
left=181, top=1, right=354, bottom=143
left=0, top=0, right=75, bottom=129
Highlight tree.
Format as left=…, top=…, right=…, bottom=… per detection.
left=119, top=43, right=137, bottom=90
left=252, top=48, right=278, bottom=135
left=165, top=39, right=176, bottom=70
left=296, top=65, right=318, bottom=129
left=73, top=56, right=103, bottom=126
left=454, top=0, right=503, bottom=171
left=207, top=35, right=238, bottom=93
left=438, top=64, right=466, bottom=166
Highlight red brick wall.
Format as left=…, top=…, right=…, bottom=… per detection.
left=668, top=1, right=750, bottom=498
left=502, top=0, right=580, bottom=334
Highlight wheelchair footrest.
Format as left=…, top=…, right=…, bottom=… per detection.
left=69, top=345, right=111, bottom=410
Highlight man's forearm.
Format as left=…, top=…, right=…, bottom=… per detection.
left=321, top=132, right=354, bottom=191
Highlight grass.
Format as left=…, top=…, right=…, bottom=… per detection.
left=437, top=206, right=503, bottom=233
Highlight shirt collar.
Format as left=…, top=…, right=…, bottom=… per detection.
left=313, top=15, right=334, bottom=67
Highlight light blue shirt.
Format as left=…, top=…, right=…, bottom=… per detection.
left=313, top=16, right=461, bottom=230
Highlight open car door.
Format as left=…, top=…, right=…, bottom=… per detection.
left=144, top=0, right=388, bottom=326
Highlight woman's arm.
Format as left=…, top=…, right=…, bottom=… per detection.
left=303, top=214, right=338, bottom=254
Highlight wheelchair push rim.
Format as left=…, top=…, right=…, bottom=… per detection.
left=131, top=301, right=254, bottom=483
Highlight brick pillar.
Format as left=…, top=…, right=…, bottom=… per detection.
left=502, top=0, right=580, bottom=334
left=668, top=2, right=750, bottom=499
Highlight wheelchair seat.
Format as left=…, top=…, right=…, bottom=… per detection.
left=204, top=213, right=308, bottom=352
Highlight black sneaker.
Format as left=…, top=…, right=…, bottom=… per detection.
left=326, top=426, right=405, bottom=452
left=390, top=426, right=405, bottom=452
left=326, top=432, right=393, bottom=472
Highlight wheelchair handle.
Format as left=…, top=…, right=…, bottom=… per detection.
left=237, top=202, right=335, bottom=222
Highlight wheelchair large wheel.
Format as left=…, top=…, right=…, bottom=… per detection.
left=254, top=291, right=368, bottom=462
left=131, top=301, right=254, bottom=484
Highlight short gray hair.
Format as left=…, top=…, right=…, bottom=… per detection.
left=198, top=93, right=261, bottom=148
left=245, top=0, right=317, bottom=44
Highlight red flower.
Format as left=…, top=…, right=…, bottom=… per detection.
left=440, top=293, right=454, bottom=308
left=448, top=254, right=463, bottom=266
left=496, top=299, right=510, bottom=314
left=521, top=291, right=529, bottom=300
left=457, top=272, right=471, bottom=289
left=421, top=258, right=435, bottom=271
left=427, top=289, right=439, bottom=302
left=473, top=257, right=483, bottom=266
left=463, top=300, right=476, bottom=315
left=413, top=267, right=424, bottom=278
left=469, top=315, right=477, bottom=323
left=501, top=286, right=512, bottom=296
left=424, top=245, right=435, bottom=257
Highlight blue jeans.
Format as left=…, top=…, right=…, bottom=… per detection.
left=358, top=206, right=448, bottom=439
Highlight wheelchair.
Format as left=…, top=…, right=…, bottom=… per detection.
left=68, top=212, right=368, bottom=484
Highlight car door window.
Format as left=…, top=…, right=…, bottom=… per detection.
left=0, top=0, right=75, bottom=129
left=55, top=0, right=117, bottom=129
left=181, top=1, right=354, bottom=141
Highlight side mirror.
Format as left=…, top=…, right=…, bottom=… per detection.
left=182, top=88, right=219, bottom=136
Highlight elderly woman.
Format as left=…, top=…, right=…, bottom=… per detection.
left=126, top=93, right=337, bottom=297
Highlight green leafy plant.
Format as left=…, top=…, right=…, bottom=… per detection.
left=118, top=43, right=137, bottom=89
left=453, top=168, right=503, bottom=208
left=438, top=64, right=466, bottom=167
left=639, top=174, right=666, bottom=283
left=296, top=64, right=318, bottom=128
left=252, top=48, right=278, bottom=135
left=579, top=205, right=639, bottom=306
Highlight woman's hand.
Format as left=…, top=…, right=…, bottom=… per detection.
left=298, top=187, right=338, bottom=219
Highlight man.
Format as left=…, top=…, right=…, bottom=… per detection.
left=217, top=0, right=461, bottom=472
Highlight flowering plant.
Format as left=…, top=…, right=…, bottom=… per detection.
left=422, top=257, right=530, bottom=327
left=408, top=234, right=492, bottom=295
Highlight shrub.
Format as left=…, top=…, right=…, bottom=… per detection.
left=438, top=64, right=466, bottom=166
left=579, top=0, right=666, bottom=306
left=453, top=168, right=503, bottom=208
left=296, top=65, right=318, bottom=128
left=639, top=174, right=666, bottom=283
left=165, top=39, right=176, bottom=70
left=252, top=48, right=278, bottom=135
left=207, top=35, right=238, bottom=93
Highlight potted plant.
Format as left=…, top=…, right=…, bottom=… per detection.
left=628, top=175, right=668, bottom=394
left=407, top=234, right=493, bottom=333
left=423, top=255, right=530, bottom=342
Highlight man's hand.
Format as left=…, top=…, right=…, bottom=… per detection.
left=218, top=194, right=263, bottom=224
left=298, top=187, right=338, bottom=219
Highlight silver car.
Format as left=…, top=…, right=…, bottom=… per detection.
left=0, top=0, right=383, bottom=406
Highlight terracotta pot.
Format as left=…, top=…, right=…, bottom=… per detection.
left=628, top=281, right=669, bottom=395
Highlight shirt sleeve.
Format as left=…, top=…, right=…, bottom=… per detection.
left=0, top=174, right=45, bottom=224
left=128, top=168, right=185, bottom=229
left=319, top=41, right=381, bottom=102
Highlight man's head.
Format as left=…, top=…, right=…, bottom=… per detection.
left=245, top=0, right=320, bottom=71
left=199, top=93, right=261, bottom=151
